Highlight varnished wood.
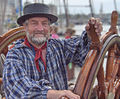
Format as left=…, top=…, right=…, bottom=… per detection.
left=0, top=26, right=25, bottom=55
left=101, top=11, right=118, bottom=43
left=0, top=78, right=2, bottom=84
left=73, top=10, right=120, bottom=99
left=106, top=45, right=117, bottom=82
left=105, top=11, right=118, bottom=82
left=97, top=63, right=106, bottom=99
left=73, top=50, right=98, bottom=97
left=0, top=27, right=26, bottom=99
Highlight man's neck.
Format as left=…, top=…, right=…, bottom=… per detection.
left=27, top=39, right=45, bottom=49
left=32, top=42, right=46, bottom=49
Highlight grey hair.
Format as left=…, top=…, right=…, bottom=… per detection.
left=23, top=20, right=29, bottom=26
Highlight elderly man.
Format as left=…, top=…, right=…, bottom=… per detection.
left=3, top=3, right=102, bottom=99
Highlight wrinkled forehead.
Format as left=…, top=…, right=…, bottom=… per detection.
left=28, top=17, right=49, bottom=22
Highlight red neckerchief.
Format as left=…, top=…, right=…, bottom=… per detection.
left=65, top=36, right=71, bottom=39
left=24, top=37, right=47, bottom=72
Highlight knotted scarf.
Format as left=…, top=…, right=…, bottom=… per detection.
left=24, top=37, right=47, bottom=72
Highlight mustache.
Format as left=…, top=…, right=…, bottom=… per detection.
left=33, top=30, right=44, bottom=34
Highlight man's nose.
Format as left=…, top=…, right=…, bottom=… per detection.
left=37, top=23, right=44, bottom=31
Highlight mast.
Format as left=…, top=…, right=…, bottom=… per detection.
left=63, top=0, right=69, bottom=27
left=99, top=3, right=103, bottom=18
left=89, top=0, right=94, bottom=17
left=19, top=0, right=22, bottom=16
left=41, top=0, right=44, bottom=3
left=34, top=0, right=39, bottom=3
left=0, top=0, right=8, bottom=35
left=114, top=0, right=117, bottom=11
left=58, top=0, right=63, bottom=28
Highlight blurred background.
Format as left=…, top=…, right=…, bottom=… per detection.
left=0, top=0, right=120, bottom=36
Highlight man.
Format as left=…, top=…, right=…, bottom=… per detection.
left=3, top=3, right=102, bottom=99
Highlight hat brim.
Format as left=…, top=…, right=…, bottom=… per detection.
left=17, top=13, right=58, bottom=26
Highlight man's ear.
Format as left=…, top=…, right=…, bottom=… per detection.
left=23, top=23, right=27, bottom=30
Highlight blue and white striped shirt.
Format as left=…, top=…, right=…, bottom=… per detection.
left=3, top=31, right=91, bottom=99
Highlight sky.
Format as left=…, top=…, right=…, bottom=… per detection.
left=22, top=0, right=120, bottom=15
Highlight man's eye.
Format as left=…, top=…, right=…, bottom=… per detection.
left=31, top=22, right=37, bottom=25
left=42, top=23, right=48, bottom=26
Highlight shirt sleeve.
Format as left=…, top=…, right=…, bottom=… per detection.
left=3, top=51, right=52, bottom=99
left=63, top=31, right=91, bottom=67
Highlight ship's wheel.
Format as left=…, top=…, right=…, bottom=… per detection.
left=73, top=11, right=120, bottom=99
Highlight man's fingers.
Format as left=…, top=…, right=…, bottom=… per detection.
left=62, top=90, right=80, bottom=99
left=95, top=22, right=103, bottom=33
left=85, top=24, right=90, bottom=31
left=88, top=17, right=96, bottom=24
left=85, top=17, right=103, bottom=38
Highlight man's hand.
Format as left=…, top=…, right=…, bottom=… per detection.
left=85, top=17, right=103, bottom=38
left=47, top=89, right=80, bottom=99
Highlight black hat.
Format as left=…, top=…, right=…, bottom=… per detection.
left=17, top=3, right=58, bottom=26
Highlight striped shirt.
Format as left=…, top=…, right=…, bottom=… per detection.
left=3, top=31, right=91, bottom=99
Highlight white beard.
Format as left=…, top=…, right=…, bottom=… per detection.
left=31, top=36, right=47, bottom=45
left=26, top=31, right=48, bottom=46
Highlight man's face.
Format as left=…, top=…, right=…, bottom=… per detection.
left=24, top=17, right=50, bottom=46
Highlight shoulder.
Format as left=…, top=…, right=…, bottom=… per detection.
left=7, top=39, right=29, bottom=56
left=47, top=38, right=65, bottom=48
